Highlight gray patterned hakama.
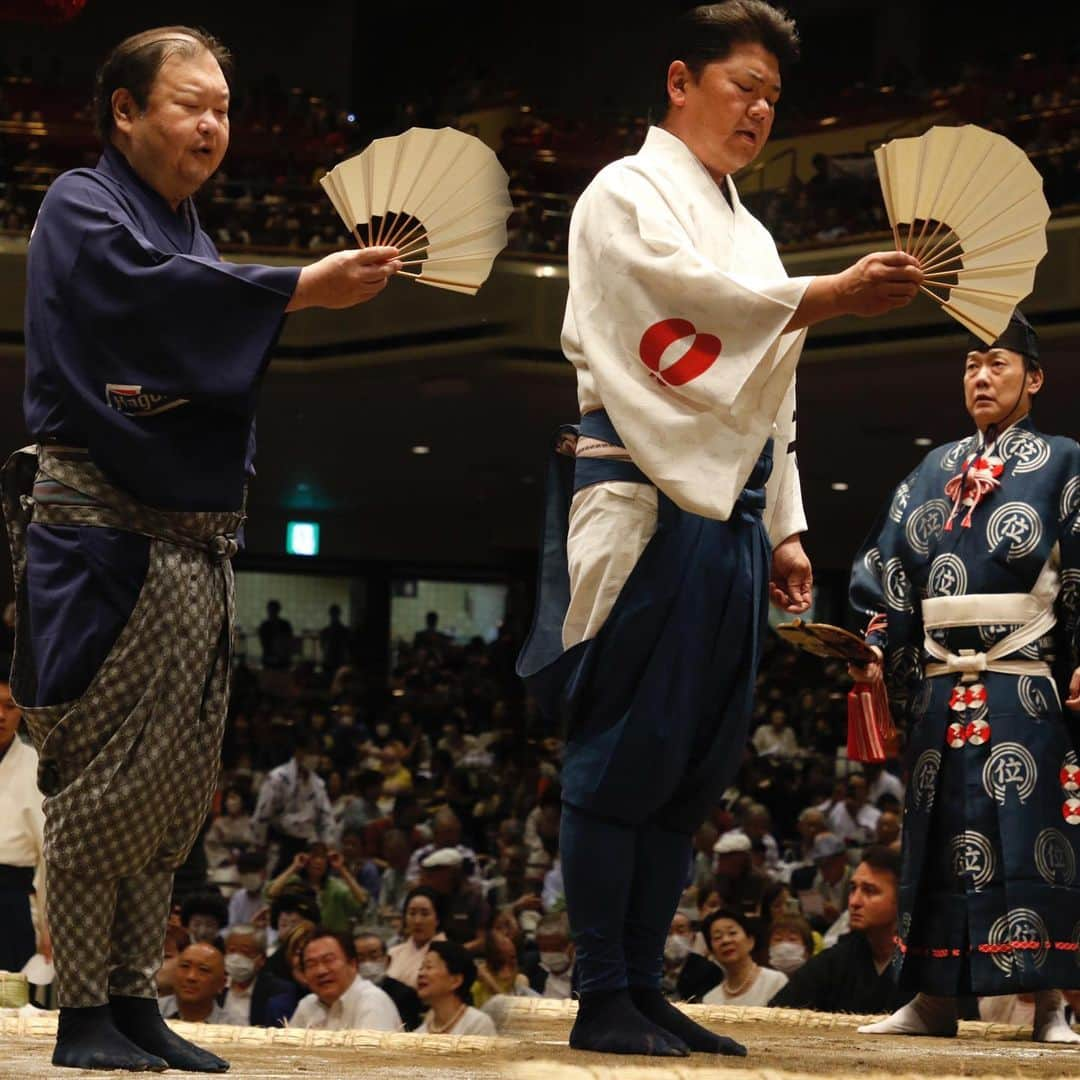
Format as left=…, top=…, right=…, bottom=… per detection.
left=2, top=446, right=240, bottom=1007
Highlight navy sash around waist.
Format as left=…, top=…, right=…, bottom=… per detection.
left=573, top=409, right=770, bottom=513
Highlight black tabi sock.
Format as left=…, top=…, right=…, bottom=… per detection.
left=630, top=987, right=748, bottom=1056
left=53, top=1005, right=168, bottom=1072
left=110, top=995, right=230, bottom=1073
left=569, top=988, right=690, bottom=1057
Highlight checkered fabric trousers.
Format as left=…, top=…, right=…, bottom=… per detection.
left=2, top=447, right=241, bottom=1007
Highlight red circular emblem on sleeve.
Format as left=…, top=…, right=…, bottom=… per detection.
left=639, top=318, right=722, bottom=386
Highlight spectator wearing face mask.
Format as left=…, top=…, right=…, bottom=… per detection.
left=766, top=915, right=814, bottom=977
left=663, top=912, right=721, bottom=1003
left=204, top=786, right=257, bottom=868
left=252, top=730, right=334, bottom=875
left=353, top=930, right=422, bottom=1029
left=220, top=925, right=297, bottom=1027
left=227, top=850, right=268, bottom=929
left=525, top=913, right=575, bottom=999
left=180, top=892, right=229, bottom=948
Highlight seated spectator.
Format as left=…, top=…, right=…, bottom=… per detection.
left=712, top=831, right=769, bottom=917
left=701, top=910, right=788, bottom=1006
left=221, top=924, right=298, bottom=1027
left=266, top=841, right=370, bottom=934
left=864, top=762, right=904, bottom=806
left=875, top=810, right=901, bottom=848
left=770, top=846, right=912, bottom=1014
left=752, top=707, right=800, bottom=758
left=485, top=843, right=531, bottom=911
left=472, top=930, right=534, bottom=1007
left=690, top=821, right=719, bottom=895
left=181, top=892, right=229, bottom=946
left=340, top=825, right=382, bottom=909
left=525, top=913, right=575, bottom=999
left=791, top=832, right=851, bottom=930
left=766, top=915, right=814, bottom=976
left=386, top=887, right=448, bottom=989
left=266, top=911, right=318, bottom=993
left=158, top=942, right=227, bottom=1024
left=377, top=828, right=412, bottom=924
left=228, top=849, right=269, bottom=929
left=827, top=775, right=881, bottom=845
left=380, top=744, right=414, bottom=796
left=291, top=928, right=402, bottom=1030
left=663, top=912, right=720, bottom=1003
left=155, top=925, right=190, bottom=998
left=406, top=808, right=479, bottom=885
left=782, top=806, right=828, bottom=881
left=419, top=848, right=488, bottom=951
left=267, top=891, right=321, bottom=968
left=341, top=770, right=386, bottom=833
left=416, top=940, right=497, bottom=1036
left=354, top=929, right=422, bottom=1030
left=204, top=786, right=257, bottom=867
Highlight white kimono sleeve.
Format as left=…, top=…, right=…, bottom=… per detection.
left=566, top=165, right=812, bottom=521
left=762, top=373, right=808, bottom=546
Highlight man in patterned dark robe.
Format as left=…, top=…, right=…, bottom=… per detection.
left=849, top=311, right=1080, bottom=1043
left=5, top=26, right=399, bottom=1072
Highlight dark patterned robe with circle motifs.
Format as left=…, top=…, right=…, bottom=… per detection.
left=850, top=415, right=1080, bottom=995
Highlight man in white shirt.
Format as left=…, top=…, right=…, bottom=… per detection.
left=252, top=733, right=334, bottom=874
left=826, top=775, right=881, bottom=844
left=291, top=929, right=402, bottom=1031
left=0, top=679, right=49, bottom=974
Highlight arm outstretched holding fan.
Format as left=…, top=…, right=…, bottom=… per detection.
left=285, top=245, right=402, bottom=311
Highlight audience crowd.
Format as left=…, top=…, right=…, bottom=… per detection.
left=104, top=594, right=933, bottom=1035
left=1, top=55, right=1078, bottom=258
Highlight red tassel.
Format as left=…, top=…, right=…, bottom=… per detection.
left=847, top=681, right=898, bottom=763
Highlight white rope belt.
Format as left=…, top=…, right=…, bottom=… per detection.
left=922, top=593, right=1057, bottom=680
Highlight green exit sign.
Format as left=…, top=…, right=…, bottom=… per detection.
left=286, top=521, right=320, bottom=557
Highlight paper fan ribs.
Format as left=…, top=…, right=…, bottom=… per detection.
left=874, top=124, right=1050, bottom=343
left=321, top=127, right=514, bottom=296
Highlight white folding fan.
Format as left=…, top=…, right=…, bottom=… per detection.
left=320, top=126, right=514, bottom=296
left=874, top=124, right=1050, bottom=343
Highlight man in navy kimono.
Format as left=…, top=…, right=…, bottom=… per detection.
left=849, top=312, right=1080, bottom=1044
left=5, top=26, right=400, bottom=1072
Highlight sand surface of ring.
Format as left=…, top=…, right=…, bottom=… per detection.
left=3, top=999, right=1080, bottom=1079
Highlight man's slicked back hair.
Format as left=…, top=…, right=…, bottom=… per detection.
left=94, top=25, right=232, bottom=142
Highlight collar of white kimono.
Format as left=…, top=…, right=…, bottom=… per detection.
left=641, top=125, right=740, bottom=213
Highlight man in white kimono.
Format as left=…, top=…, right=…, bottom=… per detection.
left=518, top=0, right=922, bottom=1058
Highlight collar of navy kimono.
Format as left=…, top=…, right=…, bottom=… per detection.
left=640, top=125, right=741, bottom=221
left=97, top=143, right=198, bottom=253
left=973, top=410, right=1039, bottom=447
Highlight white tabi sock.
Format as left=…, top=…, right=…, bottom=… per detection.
left=1032, top=990, right=1080, bottom=1044
left=857, top=993, right=958, bottom=1036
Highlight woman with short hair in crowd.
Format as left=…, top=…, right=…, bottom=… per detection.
left=416, top=940, right=497, bottom=1036
left=701, top=910, right=788, bottom=1007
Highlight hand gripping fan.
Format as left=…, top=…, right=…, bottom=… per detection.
left=775, top=620, right=897, bottom=763
left=320, top=126, right=514, bottom=296
left=874, top=124, right=1050, bottom=343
